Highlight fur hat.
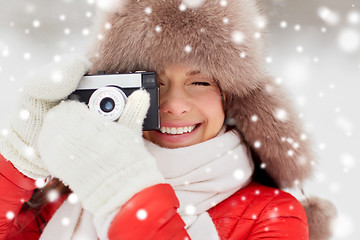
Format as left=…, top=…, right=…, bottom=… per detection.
left=87, top=1, right=336, bottom=239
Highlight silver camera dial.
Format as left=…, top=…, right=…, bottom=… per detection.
left=88, top=87, right=127, bottom=121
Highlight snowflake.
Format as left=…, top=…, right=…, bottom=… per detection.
left=1, top=45, right=10, bottom=57
left=19, top=109, right=30, bottom=120
left=220, top=0, right=228, bottom=7
left=184, top=45, right=192, bottom=53
left=233, top=169, right=245, bottom=180
left=275, top=77, right=282, bottom=84
left=86, top=11, right=92, bottom=18
left=24, top=52, right=31, bottom=60
left=340, top=153, right=356, bottom=171
left=251, top=115, right=258, bottom=122
left=287, top=150, right=294, bottom=156
left=274, top=109, right=287, bottom=121
left=185, top=205, right=196, bottom=215
left=254, top=32, right=261, bottom=39
left=136, top=209, right=148, bottom=220
left=59, top=14, right=66, bottom=21
left=155, top=25, right=162, bottom=32
left=62, top=217, right=70, bottom=226
left=347, top=11, right=360, bottom=25
left=68, top=193, right=79, bottom=204
left=51, top=71, right=63, bottom=82
left=338, top=28, right=360, bottom=53
left=183, top=0, right=205, bottom=9
left=32, top=20, right=41, bottom=28
left=1, top=128, right=9, bottom=137
left=280, top=21, right=287, bottom=28
left=6, top=211, right=15, bottom=220
left=318, top=6, right=339, bottom=25
left=179, top=3, right=187, bottom=11
left=54, top=55, right=62, bottom=62
left=254, top=141, right=261, bottom=148
left=64, top=28, right=71, bottom=35
left=35, top=178, right=47, bottom=188
left=255, top=16, right=267, bottom=29
left=48, top=190, right=60, bottom=202
left=144, top=7, right=152, bottom=15
left=231, top=31, right=245, bottom=44
left=318, top=143, right=326, bottom=150
left=265, top=56, right=272, bottom=63
left=82, top=28, right=90, bottom=36
left=300, top=133, right=307, bottom=141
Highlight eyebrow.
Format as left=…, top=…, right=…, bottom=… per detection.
left=186, top=70, right=201, bottom=76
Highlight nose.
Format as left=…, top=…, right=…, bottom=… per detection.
left=160, top=86, right=191, bottom=116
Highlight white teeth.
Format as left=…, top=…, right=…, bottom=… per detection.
left=160, top=125, right=196, bottom=135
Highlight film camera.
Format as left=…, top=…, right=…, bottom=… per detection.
left=68, top=71, right=159, bottom=131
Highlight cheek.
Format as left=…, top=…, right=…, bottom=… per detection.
left=195, top=92, right=225, bottom=130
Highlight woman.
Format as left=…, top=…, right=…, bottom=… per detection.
left=0, top=0, right=335, bottom=239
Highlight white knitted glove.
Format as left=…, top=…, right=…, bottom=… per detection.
left=0, top=54, right=91, bottom=179
left=38, top=90, right=165, bottom=239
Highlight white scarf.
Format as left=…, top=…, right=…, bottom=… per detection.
left=40, top=130, right=254, bottom=240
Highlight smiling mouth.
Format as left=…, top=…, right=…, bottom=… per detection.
left=159, top=124, right=199, bottom=135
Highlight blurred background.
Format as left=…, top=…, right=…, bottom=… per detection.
left=0, top=0, right=359, bottom=239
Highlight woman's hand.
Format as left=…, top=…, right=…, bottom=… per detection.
left=38, top=90, right=165, bottom=239
left=0, top=54, right=91, bottom=179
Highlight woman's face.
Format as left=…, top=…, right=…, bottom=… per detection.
left=142, top=64, right=225, bottom=148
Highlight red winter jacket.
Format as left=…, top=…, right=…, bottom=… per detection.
left=0, top=154, right=309, bottom=240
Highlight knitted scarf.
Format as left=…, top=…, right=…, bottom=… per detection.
left=40, top=130, right=254, bottom=240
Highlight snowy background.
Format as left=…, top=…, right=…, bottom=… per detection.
left=0, top=0, right=359, bottom=239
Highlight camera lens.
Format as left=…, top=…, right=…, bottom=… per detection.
left=88, top=87, right=127, bottom=121
left=100, top=97, right=115, bottom=113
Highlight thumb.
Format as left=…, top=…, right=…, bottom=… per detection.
left=117, top=90, right=150, bottom=133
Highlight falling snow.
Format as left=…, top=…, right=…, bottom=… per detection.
left=48, top=190, right=60, bottom=202
left=136, top=209, right=148, bottom=220
left=231, top=31, right=245, bottom=44
left=184, top=45, right=192, bottom=53
left=185, top=205, right=196, bottom=215
left=183, top=0, right=205, bottom=9
left=0, top=1, right=359, bottom=239
left=233, top=169, right=245, bottom=180
left=6, top=211, right=15, bottom=220
left=35, top=178, right=47, bottom=188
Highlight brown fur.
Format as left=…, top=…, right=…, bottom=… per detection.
left=87, top=1, right=335, bottom=239
left=302, top=196, right=338, bottom=240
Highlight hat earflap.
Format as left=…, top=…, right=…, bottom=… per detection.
left=225, top=77, right=314, bottom=189
left=301, top=196, right=338, bottom=240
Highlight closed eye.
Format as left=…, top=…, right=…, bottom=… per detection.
left=192, top=82, right=211, bottom=86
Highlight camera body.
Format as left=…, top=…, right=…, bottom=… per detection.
left=68, top=71, right=159, bottom=131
